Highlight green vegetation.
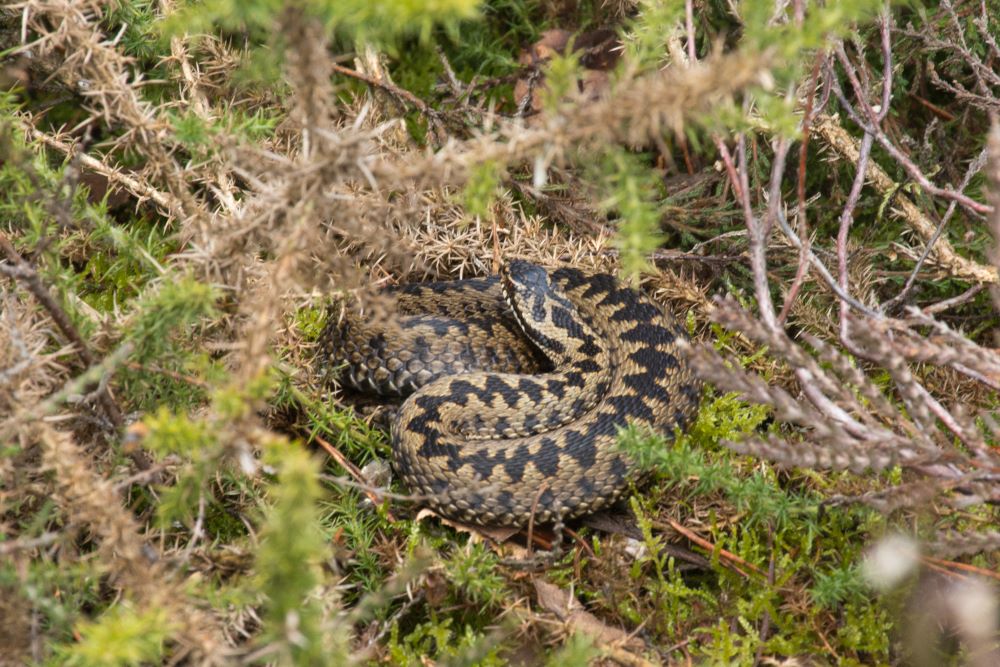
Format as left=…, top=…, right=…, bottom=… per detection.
left=2, top=0, right=998, bottom=664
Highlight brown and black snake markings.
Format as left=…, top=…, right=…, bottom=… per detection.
left=319, top=260, right=701, bottom=527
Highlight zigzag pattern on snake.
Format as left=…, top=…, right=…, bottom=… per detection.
left=319, top=260, right=701, bottom=526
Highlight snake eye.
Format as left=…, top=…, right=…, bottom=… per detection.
left=501, top=261, right=553, bottom=343
left=502, top=260, right=549, bottom=301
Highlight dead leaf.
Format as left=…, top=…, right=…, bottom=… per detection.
left=79, top=171, right=134, bottom=210
left=414, top=508, right=520, bottom=544
left=533, top=579, right=643, bottom=650
left=423, top=569, right=448, bottom=607
left=513, top=28, right=622, bottom=117
left=574, top=28, right=622, bottom=71
left=518, top=29, right=573, bottom=66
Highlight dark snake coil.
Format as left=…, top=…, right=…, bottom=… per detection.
left=319, top=260, right=701, bottom=526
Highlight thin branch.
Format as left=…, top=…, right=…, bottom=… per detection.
left=836, top=129, right=874, bottom=337
left=814, top=113, right=998, bottom=284
left=0, top=231, right=124, bottom=431
left=23, top=121, right=185, bottom=217
left=832, top=57, right=993, bottom=217
left=772, top=208, right=882, bottom=317
left=0, top=532, right=60, bottom=556
left=331, top=62, right=445, bottom=137
left=836, top=9, right=893, bottom=340
left=778, top=52, right=826, bottom=324
left=882, top=147, right=990, bottom=312
left=921, top=284, right=986, bottom=314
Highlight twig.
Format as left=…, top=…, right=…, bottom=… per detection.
left=882, top=147, right=990, bottom=312
left=659, top=518, right=763, bottom=578
left=716, top=135, right=775, bottom=327
left=332, top=62, right=444, bottom=133
left=772, top=209, right=882, bottom=317
left=29, top=342, right=134, bottom=426
left=814, top=114, right=998, bottom=284
left=125, top=361, right=210, bottom=388
left=23, top=122, right=185, bottom=217
left=836, top=129, right=875, bottom=332
left=718, top=106, right=872, bottom=436
left=921, top=284, right=986, bottom=314
left=832, top=36, right=993, bottom=214
left=778, top=52, right=826, bottom=325
left=836, top=9, right=893, bottom=340
left=0, top=231, right=124, bottom=431
left=435, top=46, right=465, bottom=98
left=910, top=93, right=957, bottom=121
left=831, top=61, right=993, bottom=217
left=0, top=532, right=61, bottom=555
left=313, top=434, right=396, bottom=521
left=921, top=555, right=1000, bottom=583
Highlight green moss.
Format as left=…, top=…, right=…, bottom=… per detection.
left=280, top=380, right=390, bottom=463
left=318, top=489, right=389, bottom=601
left=296, top=303, right=330, bottom=342
left=444, top=541, right=509, bottom=608
left=3, top=0, right=995, bottom=663
left=385, top=617, right=509, bottom=666
left=256, top=440, right=348, bottom=664
left=56, top=603, right=177, bottom=667
left=613, top=390, right=895, bottom=662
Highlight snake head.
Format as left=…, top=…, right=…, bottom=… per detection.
left=500, top=260, right=549, bottom=325
left=501, top=259, right=549, bottom=296
left=500, top=259, right=579, bottom=360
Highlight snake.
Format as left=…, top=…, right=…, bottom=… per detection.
left=319, top=260, right=701, bottom=527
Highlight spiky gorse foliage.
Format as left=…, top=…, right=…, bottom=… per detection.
left=2, top=0, right=1000, bottom=664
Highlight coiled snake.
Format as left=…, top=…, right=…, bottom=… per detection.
left=320, top=260, right=700, bottom=526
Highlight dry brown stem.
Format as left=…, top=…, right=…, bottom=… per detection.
left=10, top=0, right=204, bottom=222
left=383, top=49, right=772, bottom=188
left=0, top=231, right=126, bottom=432
left=36, top=421, right=229, bottom=662
left=20, top=120, right=185, bottom=217
left=815, top=114, right=998, bottom=284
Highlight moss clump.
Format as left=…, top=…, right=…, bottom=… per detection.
left=2, top=0, right=997, bottom=663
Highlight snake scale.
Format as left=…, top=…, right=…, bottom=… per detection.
left=319, top=260, right=701, bottom=526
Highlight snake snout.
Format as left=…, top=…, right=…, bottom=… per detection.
left=503, top=259, right=549, bottom=289
left=500, top=260, right=552, bottom=339
left=501, top=260, right=551, bottom=308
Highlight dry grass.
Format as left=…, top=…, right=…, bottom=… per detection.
left=2, top=0, right=999, bottom=664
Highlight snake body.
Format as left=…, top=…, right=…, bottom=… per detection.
left=320, top=260, right=700, bottom=526
left=324, top=277, right=547, bottom=397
